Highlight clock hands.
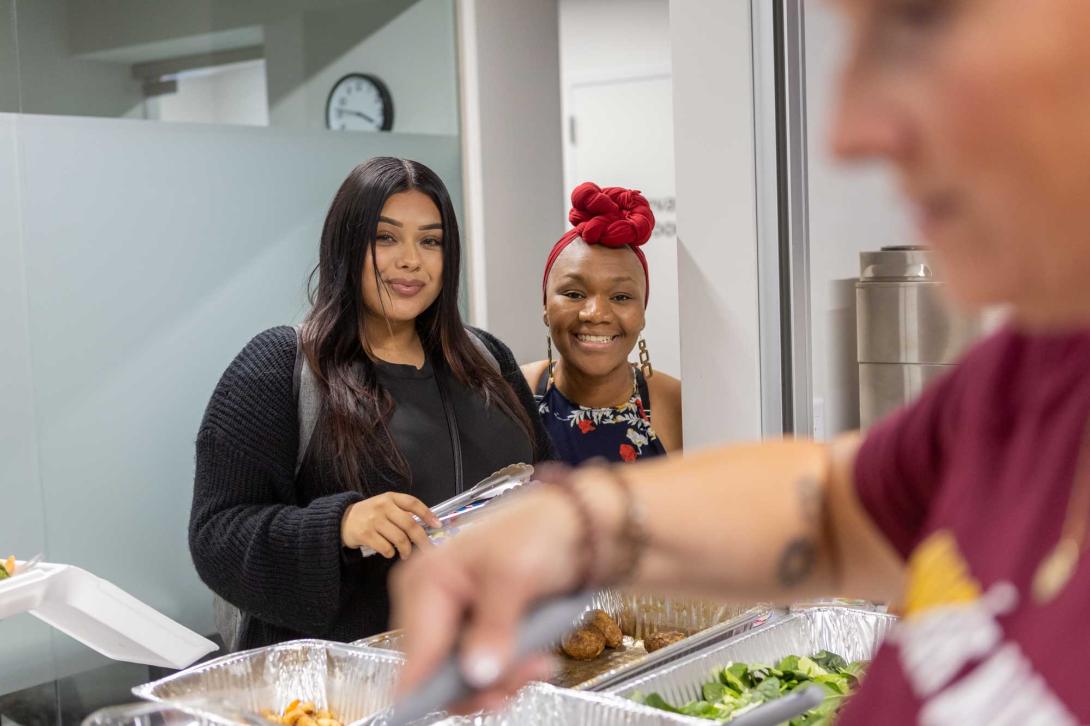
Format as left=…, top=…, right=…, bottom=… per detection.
left=337, top=108, right=377, bottom=124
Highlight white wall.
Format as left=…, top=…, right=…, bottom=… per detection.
left=559, top=0, right=671, bottom=82
left=268, top=0, right=459, bottom=134
left=458, top=0, right=565, bottom=361
left=557, top=0, right=681, bottom=380
left=670, top=0, right=763, bottom=447
left=156, top=60, right=270, bottom=126
left=803, top=4, right=914, bottom=437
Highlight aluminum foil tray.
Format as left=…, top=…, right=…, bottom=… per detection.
left=132, top=639, right=404, bottom=725
left=579, top=601, right=776, bottom=693
left=601, top=606, right=897, bottom=715
left=432, top=682, right=697, bottom=725
left=356, top=594, right=768, bottom=691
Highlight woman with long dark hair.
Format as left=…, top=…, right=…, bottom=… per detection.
left=189, top=157, right=551, bottom=649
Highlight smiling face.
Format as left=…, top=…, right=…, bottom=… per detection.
left=544, top=239, right=647, bottom=378
left=831, top=0, right=1090, bottom=328
left=360, top=189, right=444, bottom=326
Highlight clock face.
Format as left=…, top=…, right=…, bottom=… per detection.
left=325, top=73, right=393, bottom=132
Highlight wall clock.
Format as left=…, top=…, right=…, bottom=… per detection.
left=325, top=73, right=394, bottom=131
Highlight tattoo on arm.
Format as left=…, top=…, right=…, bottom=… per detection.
left=777, top=537, right=818, bottom=588
left=775, top=477, right=824, bottom=588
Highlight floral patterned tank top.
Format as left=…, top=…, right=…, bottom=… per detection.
left=535, top=366, right=667, bottom=465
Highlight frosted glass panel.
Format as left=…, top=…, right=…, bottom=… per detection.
left=0, top=114, right=57, bottom=695
left=4, top=113, right=460, bottom=687
left=11, top=0, right=459, bottom=134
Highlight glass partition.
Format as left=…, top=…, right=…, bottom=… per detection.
left=0, top=1, right=16, bottom=111
left=12, top=0, right=459, bottom=133
left=0, top=0, right=462, bottom=715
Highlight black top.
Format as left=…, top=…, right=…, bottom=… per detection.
left=374, top=358, right=532, bottom=506
left=189, top=326, right=552, bottom=649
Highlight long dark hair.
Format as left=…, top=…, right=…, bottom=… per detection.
left=302, top=157, right=535, bottom=492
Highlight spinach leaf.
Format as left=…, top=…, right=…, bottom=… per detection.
left=635, top=651, right=869, bottom=724
left=703, top=681, right=729, bottom=702
left=811, top=650, right=848, bottom=673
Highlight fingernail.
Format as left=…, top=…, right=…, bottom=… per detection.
left=462, top=650, right=502, bottom=688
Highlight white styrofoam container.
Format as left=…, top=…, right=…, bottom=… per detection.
left=0, top=560, right=218, bottom=669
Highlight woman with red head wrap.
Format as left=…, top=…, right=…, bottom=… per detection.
left=520, top=182, right=683, bottom=465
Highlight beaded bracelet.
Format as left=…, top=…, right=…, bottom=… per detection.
left=539, top=462, right=598, bottom=589
left=540, top=462, right=649, bottom=588
left=596, top=466, right=650, bottom=585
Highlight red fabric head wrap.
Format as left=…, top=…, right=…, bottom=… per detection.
left=542, top=182, right=655, bottom=306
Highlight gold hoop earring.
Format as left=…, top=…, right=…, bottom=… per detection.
left=638, top=335, right=654, bottom=379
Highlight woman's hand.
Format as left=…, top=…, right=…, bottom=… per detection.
left=340, top=493, right=441, bottom=559
left=389, top=483, right=597, bottom=713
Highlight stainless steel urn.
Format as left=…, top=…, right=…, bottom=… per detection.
left=856, top=246, right=980, bottom=427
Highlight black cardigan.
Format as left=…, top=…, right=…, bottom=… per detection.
left=189, top=325, right=552, bottom=648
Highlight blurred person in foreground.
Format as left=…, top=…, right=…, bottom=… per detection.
left=522, top=182, right=683, bottom=465
left=391, top=0, right=1090, bottom=723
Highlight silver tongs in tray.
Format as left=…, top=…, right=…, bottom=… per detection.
left=352, top=590, right=598, bottom=726
left=358, top=463, right=535, bottom=558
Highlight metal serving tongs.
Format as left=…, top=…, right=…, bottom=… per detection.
left=351, top=590, right=597, bottom=726
left=359, top=464, right=535, bottom=558
left=430, top=463, right=534, bottom=519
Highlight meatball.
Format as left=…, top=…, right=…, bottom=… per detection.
left=586, top=609, right=623, bottom=649
left=645, top=630, right=686, bottom=653
left=561, top=627, right=606, bottom=660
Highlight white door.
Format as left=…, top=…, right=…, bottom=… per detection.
left=567, top=74, right=680, bottom=379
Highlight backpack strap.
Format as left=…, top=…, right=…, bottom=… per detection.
left=216, top=325, right=324, bottom=653
left=294, top=324, right=322, bottom=478
left=466, top=327, right=501, bottom=375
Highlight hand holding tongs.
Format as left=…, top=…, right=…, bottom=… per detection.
left=351, top=589, right=596, bottom=726
left=358, top=464, right=534, bottom=558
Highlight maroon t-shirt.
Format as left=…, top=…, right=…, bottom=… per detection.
left=840, top=326, right=1090, bottom=725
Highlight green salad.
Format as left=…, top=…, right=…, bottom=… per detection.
left=633, top=650, right=867, bottom=725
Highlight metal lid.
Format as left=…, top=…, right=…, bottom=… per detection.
left=859, top=245, right=936, bottom=281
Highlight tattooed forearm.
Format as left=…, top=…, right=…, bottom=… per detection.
left=777, top=537, right=818, bottom=587
left=775, top=476, right=824, bottom=588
